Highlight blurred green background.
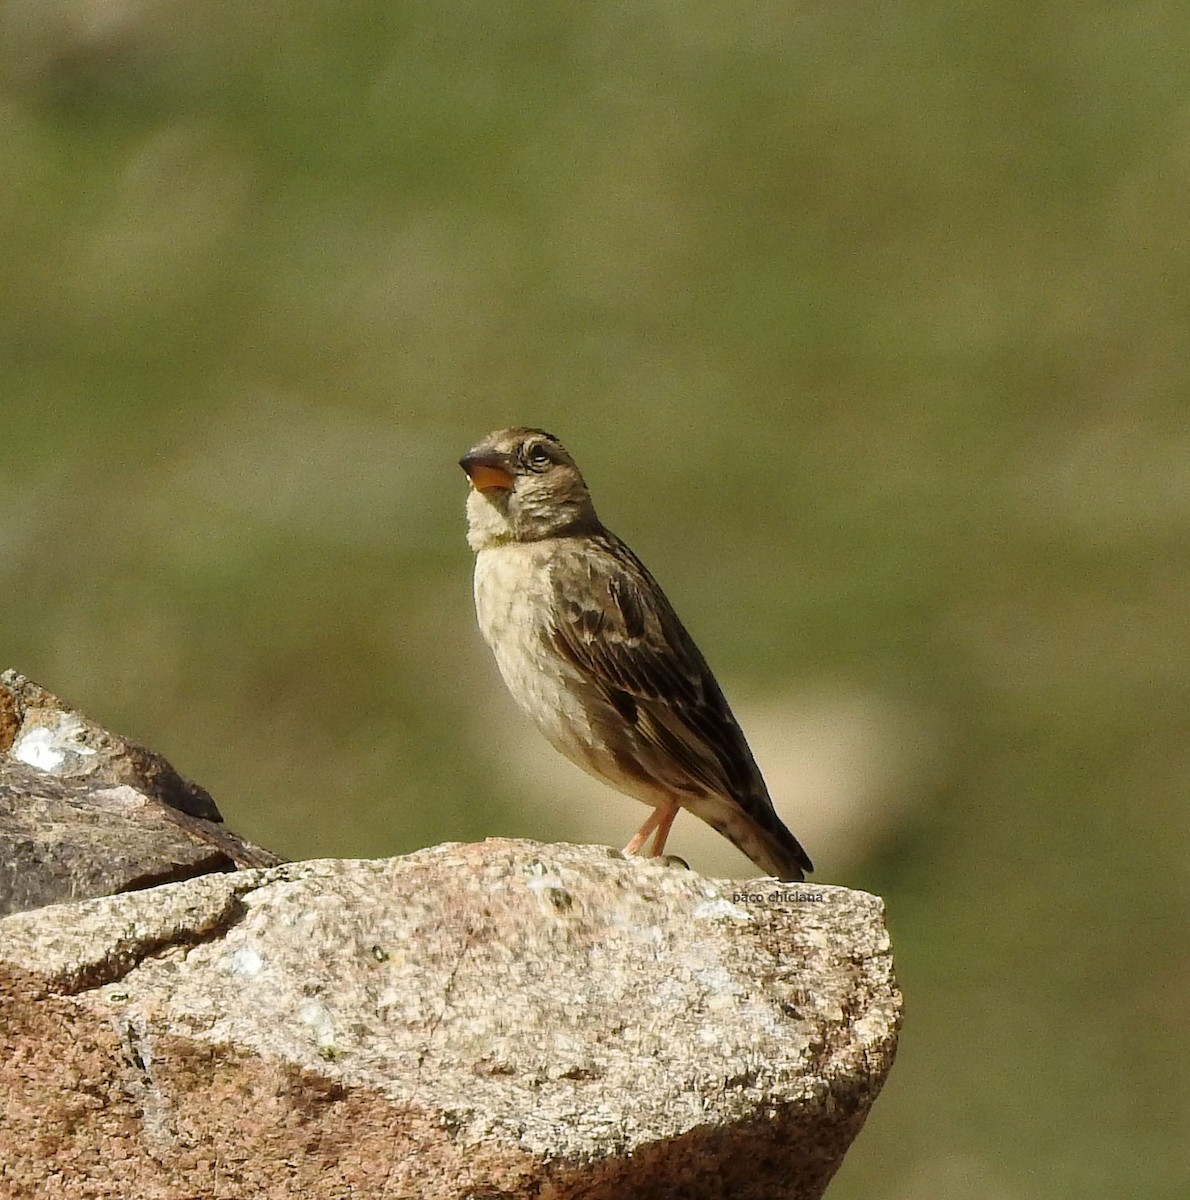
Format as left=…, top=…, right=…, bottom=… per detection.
left=1, top=2, right=1186, bottom=1195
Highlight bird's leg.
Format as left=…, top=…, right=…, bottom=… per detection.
left=623, top=809, right=661, bottom=855
left=648, top=801, right=680, bottom=857
left=623, top=802, right=681, bottom=857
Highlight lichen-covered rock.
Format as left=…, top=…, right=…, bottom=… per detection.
left=0, top=839, right=900, bottom=1199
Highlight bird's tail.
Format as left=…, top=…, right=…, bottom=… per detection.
left=689, top=795, right=813, bottom=882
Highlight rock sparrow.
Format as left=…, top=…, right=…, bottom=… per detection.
left=460, top=427, right=813, bottom=882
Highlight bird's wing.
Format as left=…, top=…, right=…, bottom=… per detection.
left=546, top=533, right=764, bottom=802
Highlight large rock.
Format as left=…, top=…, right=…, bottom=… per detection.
left=0, top=669, right=281, bottom=916
left=0, top=839, right=900, bottom=1199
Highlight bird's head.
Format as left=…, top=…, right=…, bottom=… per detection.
left=460, top=427, right=600, bottom=548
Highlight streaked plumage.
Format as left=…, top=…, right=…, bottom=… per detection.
left=460, top=427, right=812, bottom=882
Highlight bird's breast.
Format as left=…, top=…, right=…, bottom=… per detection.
left=472, top=543, right=601, bottom=754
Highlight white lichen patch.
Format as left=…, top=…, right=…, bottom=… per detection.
left=228, top=946, right=264, bottom=977
left=298, top=999, right=336, bottom=1049
left=11, top=714, right=98, bottom=770
left=691, top=897, right=752, bottom=922
left=13, top=726, right=64, bottom=770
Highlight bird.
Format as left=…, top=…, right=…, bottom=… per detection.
left=459, top=427, right=813, bottom=882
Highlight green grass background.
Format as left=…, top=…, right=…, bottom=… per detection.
left=2, top=3, right=1187, bottom=1195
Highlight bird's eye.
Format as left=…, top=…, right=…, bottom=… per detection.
left=525, top=443, right=552, bottom=470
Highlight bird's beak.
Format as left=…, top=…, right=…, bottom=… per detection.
left=459, top=449, right=515, bottom=492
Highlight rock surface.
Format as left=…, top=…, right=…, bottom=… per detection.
left=0, top=839, right=900, bottom=1199
left=0, top=669, right=281, bottom=916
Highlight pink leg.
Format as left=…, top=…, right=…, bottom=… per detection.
left=623, top=802, right=681, bottom=857
left=649, top=802, right=680, bottom=857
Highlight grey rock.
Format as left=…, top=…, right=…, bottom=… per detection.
left=0, top=669, right=282, bottom=917
left=0, top=839, right=900, bottom=1198
left=0, top=669, right=221, bottom=820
